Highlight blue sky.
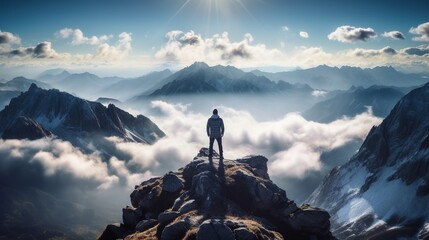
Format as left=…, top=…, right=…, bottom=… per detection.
left=1, top=0, right=428, bottom=76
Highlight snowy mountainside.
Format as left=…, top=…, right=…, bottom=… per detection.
left=0, top=84, right=165, bottom=145
left=306, top=82, right=429, bottom=239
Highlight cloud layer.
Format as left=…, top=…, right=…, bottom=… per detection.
left=328, top=26, right=377, bottom=43
left=58, top=28, right=112, bottom=45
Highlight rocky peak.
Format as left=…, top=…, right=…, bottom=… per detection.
left=99, top=148, right=335, bottom=240
left=0, top=84, right=165, bottom=144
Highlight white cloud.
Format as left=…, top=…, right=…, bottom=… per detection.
left=155, top=30, right=284, bottom=68
left=382, top=31, right=405, bottom=40
left=300, top=31, right=309, bottom=38
left=328, top=26, right=377, bottom=43
left=120, top=101, right=382, bottom=179
left=94, top=32, right=132, bottom=60
left=311, top=90, right=328, bottom=97
left=0, top=30, right=21, bottom=45
left=410, top=22, right=429, bottom=41
left=58, top=28, right=112, bottom=45
left=3, top=41, right=60, bottom=59
left=0, top=138, right=118, bottom=189
left=282, top=26, right=290, bottom=31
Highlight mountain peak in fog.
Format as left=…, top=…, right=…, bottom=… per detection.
left=99, top=148, right=335, bottom=240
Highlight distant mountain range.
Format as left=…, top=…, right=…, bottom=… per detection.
left=133, top=62, right=313, bottom=100
left=303, top=85, right=413, bottom=123
left=18, top=63, right=427, bottom=101
left=0, top=84, right=165, bottom=145
left=306, top=82, right=429, bottom=239
left=252, top=65, right=427, bottom=90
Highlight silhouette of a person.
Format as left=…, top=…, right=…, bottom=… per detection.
left=206, top=108, right=224, bottom=163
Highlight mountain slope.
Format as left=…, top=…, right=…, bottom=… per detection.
left=303, top=85, right=406, bottom=123
left=253, top=65, right=427, bottom=90
left=99, top=148, right=335, bottom=240
left=50, top=72, right=124, bottom=98
left=0, top=84, right=165, bottom=144
left=306, top=83, right=429, bottom=239
left=134, top=62, right=312, bottom=98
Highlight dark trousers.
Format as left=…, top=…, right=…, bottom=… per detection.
left=209, top=137, right=223, bottom=160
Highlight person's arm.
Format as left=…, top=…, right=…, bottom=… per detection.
left=206, top=119, right=210, bottom=136
left=220, top=119, right=225, bottom=137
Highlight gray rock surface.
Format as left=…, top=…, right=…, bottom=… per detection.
left=99, top=148, right=335, bottom=240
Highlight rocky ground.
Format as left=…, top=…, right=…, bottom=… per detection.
left=98, top=148, right=335, bottom=240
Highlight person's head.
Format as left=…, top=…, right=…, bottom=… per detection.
left=213, top=109, right=218, bottom=115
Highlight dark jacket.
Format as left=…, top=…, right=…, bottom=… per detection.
left=206, top=114, right=224, bottom=138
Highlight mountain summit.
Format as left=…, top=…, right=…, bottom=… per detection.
left=99, top=148, right=335, bottom=240
left=0, top=84, right=165, bottom=144
left=306, top=82, right=429, bottom=239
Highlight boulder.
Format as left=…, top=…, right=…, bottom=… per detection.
left=158, top=211, right=181, bottom=226
left=234, top=227, right=258, bottom=240
left=196, top=219, right=235, bottom=240
left=162, top=173, right=184, bottom=193
left=135, top=219, right=158, bottom=232
left=122, top=206, right=141, bottom=228
left=160, top=218, right=192, bottom=240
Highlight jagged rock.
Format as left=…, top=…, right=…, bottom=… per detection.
left=135, top=219, right=158, bottom=232
left=122, top=206, right=141, bottom=228
left=190, top=171, right=223, bottom=214
left=178, top=199, right=198, bottom=214
left=1, top=116, right=52, bottom=140
left=100, top=148, right=335, bottom=240
left=197, top=219, right=235, bottom=240
left=236, top=155, right=269, bottom=179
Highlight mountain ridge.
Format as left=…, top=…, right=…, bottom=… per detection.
left=0, top=83, right=165, bottom=144
left=306, top=82, right=429, bottom=239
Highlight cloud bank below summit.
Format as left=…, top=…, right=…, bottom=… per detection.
left=0, top=101, right=382, bottom=197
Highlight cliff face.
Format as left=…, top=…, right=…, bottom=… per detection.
left=306, top=82, right=429, bottom=239
left=99, top=148, right=335, bottom=240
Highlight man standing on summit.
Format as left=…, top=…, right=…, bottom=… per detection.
left=206, top=109, right=224, bottom=162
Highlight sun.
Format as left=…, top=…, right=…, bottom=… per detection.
left=171, top=0, right=256, bottom=33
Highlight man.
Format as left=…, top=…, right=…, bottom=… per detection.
left=206, top=108, right=224, bottom=163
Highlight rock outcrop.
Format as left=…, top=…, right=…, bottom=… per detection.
left=99, top=148, right=335, bottom=240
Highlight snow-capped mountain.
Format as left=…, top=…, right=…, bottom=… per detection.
left=306, top=82, right=429, bottom=239
left=134, top=62, right=312, bottom=98
left=303, top=85, right=408, bottom=123
left=253, top=65, right=427, bottom=90
left=0, top=84, right=165, bottom=144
